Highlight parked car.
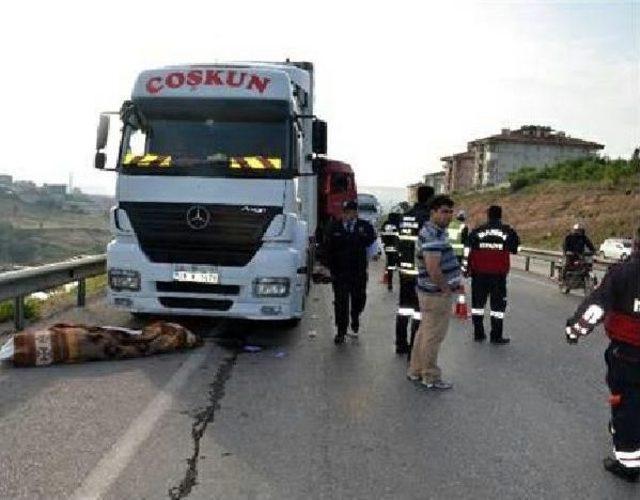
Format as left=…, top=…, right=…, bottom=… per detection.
left=599, top=238, right=633, bottom=261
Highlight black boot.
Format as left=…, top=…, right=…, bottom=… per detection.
left=395, top=315, right=409, bottom=354
left=472, top=315, right=486, bottom=342
left=334, top=329, right=346, bottom=345
left=603, top=457, right=640, bottom=483
left=490, top=337, right=511, bottom=345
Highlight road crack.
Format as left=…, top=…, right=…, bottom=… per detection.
left=168, top=351, right=238, bottom=499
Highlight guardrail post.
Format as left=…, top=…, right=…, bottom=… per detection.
left=77, top=279, right=86, bottom=307
left=550, top=261, right=555, bottom=278
left=525, top=256, right=530, bottom=272
left=14, top=295, right=25, bottom=331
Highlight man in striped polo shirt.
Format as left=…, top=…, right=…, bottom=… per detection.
left=407, top=195, right=462, bottom=390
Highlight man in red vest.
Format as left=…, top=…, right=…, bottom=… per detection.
left=466, top=205, right=520, bottom=344
left=566, top=227, right=640, bottom=482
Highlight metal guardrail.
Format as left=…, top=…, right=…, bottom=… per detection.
left=518, top=246, right=616, bottom=278
left=0, top=255, right=106, bottom=330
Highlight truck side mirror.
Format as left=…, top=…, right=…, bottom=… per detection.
left=95, top=152, right=106, bottom=170
left=312, top=120, right=327, bottom=155
left=96, top=114, right=110, bottom=150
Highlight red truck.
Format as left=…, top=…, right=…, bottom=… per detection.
left=314, top=158, right=357, bottom=264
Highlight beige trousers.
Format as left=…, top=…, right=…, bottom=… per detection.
left=408, top=292, right=452, bottom=383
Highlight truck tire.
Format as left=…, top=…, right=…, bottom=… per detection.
left=305, top=248, right=313, bottom=296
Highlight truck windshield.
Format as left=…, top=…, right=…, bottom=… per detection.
left=119, top=118, right=290, bottom=178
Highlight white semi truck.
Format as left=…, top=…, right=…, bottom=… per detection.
left=94, top=61, right=327, bottom=322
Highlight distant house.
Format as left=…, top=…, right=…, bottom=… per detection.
left=441, top=152, right=475, bottom=193
left=406, top=183, right=423, bottom=204
left=42, top=184, right=68, bottom=196
left=441, top=125, right=604, bottom=192
left=0, top=174, right=13, bottom=187
left=423, top=171, right=446, bottom=194
left=13, top=180, right=37, bottom=192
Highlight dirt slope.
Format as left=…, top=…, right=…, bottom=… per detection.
left=453, top=179, right=640, bottom=250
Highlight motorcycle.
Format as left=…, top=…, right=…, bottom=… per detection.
left=557, top=252, right=597, bottom=295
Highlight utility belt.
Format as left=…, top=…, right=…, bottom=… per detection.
left=605, top=311, right=640, bottom=348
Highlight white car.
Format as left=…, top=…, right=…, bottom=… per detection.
left=599, top=238, right=633, bottom=261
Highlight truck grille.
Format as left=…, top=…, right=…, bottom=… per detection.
left=156, top=282, right=240, bottom=295
left=120, top=202, right=281, bottom=266
left=158, top=297, right=233, bottom=311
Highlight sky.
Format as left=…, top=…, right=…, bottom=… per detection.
left=0, top=0, right=637, bottom=195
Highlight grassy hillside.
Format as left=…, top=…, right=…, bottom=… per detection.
left=0, top=193, right=111, bottom=267
left=453, top=178, right=640, bottom=250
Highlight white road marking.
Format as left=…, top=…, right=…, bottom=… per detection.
left=71, top=346, right=211, bottom=500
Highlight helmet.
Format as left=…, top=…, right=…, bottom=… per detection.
left=572, top=223, right=582, bottom=231
left=456, top=210, right=466, bottom=222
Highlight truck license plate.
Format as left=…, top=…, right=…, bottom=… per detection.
left=173, top=265, right=219, bottom=284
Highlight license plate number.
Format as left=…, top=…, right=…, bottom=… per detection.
left=173, top=266, right=219, bottom=284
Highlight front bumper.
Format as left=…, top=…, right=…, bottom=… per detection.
left=107, top=240, right=305, bottom=320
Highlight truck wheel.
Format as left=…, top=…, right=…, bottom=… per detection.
left=281, top=317, right=301, bottom=329
left=305, top=249, right=313, bottom=296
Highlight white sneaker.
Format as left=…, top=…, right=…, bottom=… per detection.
left=421, top=379, right=453, bottom=390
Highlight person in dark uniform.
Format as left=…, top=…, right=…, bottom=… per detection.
left=325, top=200, right=377, bottom=344
left=563, top=223, right=596, bottom=256
left=562, top=223, right=596, bottom=280
left=395, top=185, right=434, bottom=355
left=566, top=227, right=640, bottom=482
left=380, top=212, right=401, bottom=291
left=466, top=205, right=520, bottom=344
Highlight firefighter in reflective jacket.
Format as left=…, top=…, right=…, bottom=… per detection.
left=395, top=185, right=434, bottom=354
left=566, top=228, right=640, bottom=483
left=380, top=212, right=401, bottom=291
left=447, top=210, right=469, bottom=266
left=466, top=205, right=520, bottom=344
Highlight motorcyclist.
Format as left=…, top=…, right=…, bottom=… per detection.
left=562, top=223, right=596, bottom=281
left=564, top=223, right=596, bottom=256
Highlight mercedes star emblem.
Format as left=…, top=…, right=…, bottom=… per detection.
left=186, top=205, right=210, bottom=230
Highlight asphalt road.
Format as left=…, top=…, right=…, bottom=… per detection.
left=0, top=260, right=637, bottom=499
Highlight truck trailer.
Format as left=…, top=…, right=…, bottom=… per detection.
left=94, top=61, right=327, bottom=322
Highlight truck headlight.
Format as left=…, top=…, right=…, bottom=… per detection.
left=109, top=268, right=141, bottom=291
left=253, top=278, right=290, bottom=297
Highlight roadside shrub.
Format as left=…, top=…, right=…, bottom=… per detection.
left=0, top=298, right=42, bottom=323
left=508, top=158, right=638, bottom=191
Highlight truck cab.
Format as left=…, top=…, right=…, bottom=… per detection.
left=95, top=62, right=326, bottom=321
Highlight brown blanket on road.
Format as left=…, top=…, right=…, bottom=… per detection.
left=12, top=321, right=202, bottom=367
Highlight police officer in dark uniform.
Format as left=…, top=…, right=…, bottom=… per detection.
left=566, top=227, right=640, bottom=482
left=325, top=200, right=377, bottom=344
left=466, top=205, right=520, bottom=344
left=380, top=212, right=401, bottom=291
left=395, top=185, right=434, bottom=355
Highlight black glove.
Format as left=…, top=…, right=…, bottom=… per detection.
left=565, top=318, right=592, bottom=345
left=565, top=322, right=579, bottom=344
